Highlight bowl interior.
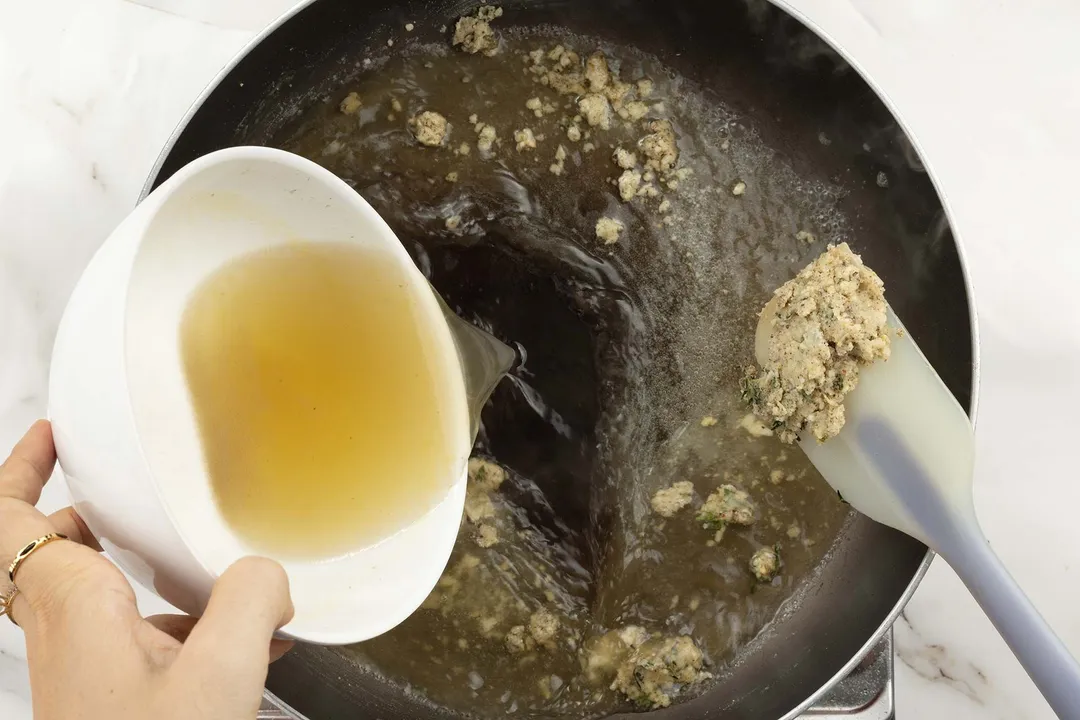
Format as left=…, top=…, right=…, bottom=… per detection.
left=128, top=148, right=471, bottom=643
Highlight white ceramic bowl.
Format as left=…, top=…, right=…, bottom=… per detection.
left=48, top=147, right=472, bottom=644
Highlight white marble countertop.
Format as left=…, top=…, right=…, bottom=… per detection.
left=2, top=1, right=1078, bottom=718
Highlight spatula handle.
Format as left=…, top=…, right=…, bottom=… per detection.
left=941, top=520, right=1080, bottom=719
left=859, top=419, right=1080, bottom=718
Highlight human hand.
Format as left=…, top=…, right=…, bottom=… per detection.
left=0, top=420, right=294, bottom=720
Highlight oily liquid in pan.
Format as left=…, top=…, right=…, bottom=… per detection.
left=275, top=30, right=851, bottom=718
left=180, top=241, right=510, bottom=559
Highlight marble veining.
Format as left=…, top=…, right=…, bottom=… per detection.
left=2, top=1, right=1080, bottom=719
left=896, top=610, right=991, bottom=704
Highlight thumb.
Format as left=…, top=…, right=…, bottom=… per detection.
left=175, top=557, right=293, bottom=699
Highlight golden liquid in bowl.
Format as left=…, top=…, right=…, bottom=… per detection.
left=180, top=241, right=460, bottom=559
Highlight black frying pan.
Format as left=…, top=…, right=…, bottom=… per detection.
left=145, top=1, right=976, bottom=718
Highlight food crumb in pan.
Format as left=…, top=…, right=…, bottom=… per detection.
left=528, top=608, right=560, bottom=649
left=409, top=111, right=449, bottom=146
left=468, top=457, right=506, bottom=491
left=585, top=52, right=611, bottom=91
left=617, top=170, right=641, bottom=202
left=578, top=93, right=612, bottom=129
left=641, top=119, right=679, bottom=173
left=505, top=624, right=531, bottom=653
left=582, top=627, right=646, bottom=685
left=613, top=147, right=637, bottom=169
left=514, top=128, right=537, bottom=151
left=453, top=5, right=503, bottom=56
left=595, top=216, right=624, bottom=244
left=549, top=144, right=568, bottom=175
left=566, top=123, right=582, bottom=142
left=742, top=243, right=890, bottom=443
left=446, top=171, right=459, bottom=183
left=738, top=413, right=773, bottom=437
left=445, top=214, right=463, bottom=232
left=405, top=22, right=415, bottom=32
left=636, top=78, right=654, bottom=97
left=796, top=230, right=816, bottom=243
left=620, top=100, right=650, bottom=121
left=475, top=523, right=499, bottom=547
left=611, top=635, right=709, bottom=709
left=876, top=171, right=889, bottom=188
left=750, top=546, right=782, bottom=582
left=700, top=415, right=718, bottom=427
left=475, top=123, right=498, bottom=156
left=731, top=180, right=746, bottom=196
left=650, top=480, right=694, bottom=518
left=339, top=91, right=362, bottom=115
left=504, top=608, right=560, bottom=653
left=698, top=485, right=755, bottom=529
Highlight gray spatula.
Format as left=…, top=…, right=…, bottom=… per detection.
left=756, top=301, right=1080, bottom=718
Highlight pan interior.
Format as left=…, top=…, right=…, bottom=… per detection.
left=150, top=1, right=973, bottom=718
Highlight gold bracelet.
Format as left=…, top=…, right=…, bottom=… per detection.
left=7, top=533, right=68, bottom=584
left=0, top=585, right=18, bottom=626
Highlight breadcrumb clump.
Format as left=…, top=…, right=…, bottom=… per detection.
left=476, top=123, right=498, bottom=156
left=613, top=147, right=637, bottom=169
left=641, top=119, right=678, bottom=172
left=743, top=243, right=890, bottom=443
left=617, top=170, right=642, bottom=202
left=750, top=546, right=782, bottom=581
left=549, top=144, right=568, bottom=175
left=505, top=608, right=560, bottom=653
left=514, top=128, right=537, bottom=151
left=595, top=216, right=624, bottom=244
left=697, top=485, right=756, bottom=530
left=339, top=92, right=362, bottom=115
left=463, top=458, right=507, bottom=548
left=611, top=636, right=709, bottom=709
left=452, top=6, right=503, bottom=56
left=468, top=457, right=506, bottom=492
left=409, top=111, right=448, bottom=146
left=578, top=93, right=612, bottom=130
left=476, top=524, right=499, bottom=547
left=650, top=481, right=694, bottom=517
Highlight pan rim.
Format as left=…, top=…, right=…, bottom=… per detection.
left=141, top=0, right=982, bottom=716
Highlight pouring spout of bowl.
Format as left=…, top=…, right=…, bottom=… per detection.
left=438, top=297, right=518, bottom=441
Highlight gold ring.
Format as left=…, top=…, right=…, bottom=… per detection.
left=8, top=533, right=68, bottom=584
left=0, top=585, right=18, bottom=627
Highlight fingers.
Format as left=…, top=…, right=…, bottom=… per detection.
left=0, top=421, right=56, bottom=505
left=145, top=614, right=293, bottom=663
left=0, top=421, right=109, bottom=622
left=180, top=557, right=294, bottom=679
left=146, top=614, right=198, bottom=643
left=46, top=507, right=103, bottom=552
